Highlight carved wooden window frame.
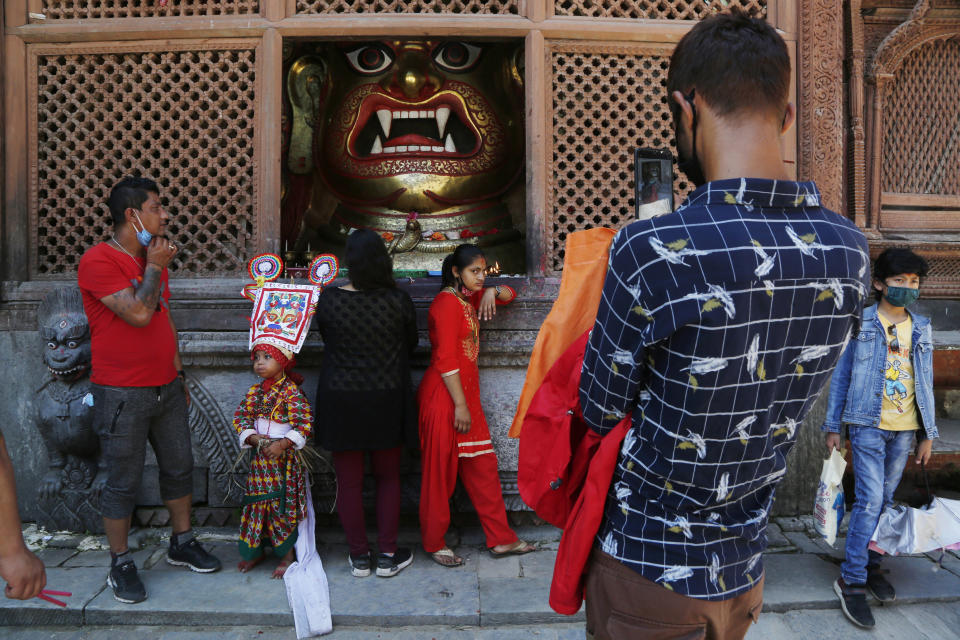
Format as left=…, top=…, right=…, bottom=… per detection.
left=26, top=39, right=265, bottom=278
left=865, top=2, right=960, bottom=233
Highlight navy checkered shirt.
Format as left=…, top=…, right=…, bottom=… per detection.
left=579, top=178, right=869, bottom=600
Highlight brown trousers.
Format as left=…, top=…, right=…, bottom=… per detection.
left=585, top=549, right=764, bottom=640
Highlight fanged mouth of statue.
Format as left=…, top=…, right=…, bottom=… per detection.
left=48, top=363, right=89, bottom=378
left=350, top=95, right=481, bottom=160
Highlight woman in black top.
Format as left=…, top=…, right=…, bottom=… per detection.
left=314, top=229, right=418, bottom=578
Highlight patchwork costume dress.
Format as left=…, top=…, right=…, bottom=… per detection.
left=417, top=286, right=519, bottom=553
left=234, top=376, right=314, bottom=561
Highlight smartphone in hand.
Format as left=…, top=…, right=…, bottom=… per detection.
left=634, top=148, right=675, bottom=220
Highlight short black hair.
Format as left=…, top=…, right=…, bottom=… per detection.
left=344, top=229, right=395, bottom=290
left=873, top=247, right=929, bottom=300
left=441, top=244, right=485, bottom=289
left=667, top=9, right=790, bottom=121
left=107, top=176, right=159, bottom=226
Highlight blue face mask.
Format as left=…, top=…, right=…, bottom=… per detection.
left=883, top=285, right=920, bottom=308
left=132, top=211, right=153, bottom=247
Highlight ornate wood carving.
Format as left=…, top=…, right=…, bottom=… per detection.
left=862, top=0, right=960, bottom=232
left=847, top=0, right=868, bottom=228
left=881, top=39, right=960, bottom=196
left=40, top=0, right=259, bottom=19
left=551, top=0, right=767, bottom=20
left=798, top=0, right=845, bottom=213
left=296, top=0, right=519, bottom=13
left=869, top=0, right=932, bottom=80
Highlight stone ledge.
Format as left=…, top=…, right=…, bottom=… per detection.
left=179, top=331, right=539, bottom=367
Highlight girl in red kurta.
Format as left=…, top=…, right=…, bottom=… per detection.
left=418, top=244, right=536, bottom=567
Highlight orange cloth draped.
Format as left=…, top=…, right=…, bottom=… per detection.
left=508, top=228, right=617, bottom=438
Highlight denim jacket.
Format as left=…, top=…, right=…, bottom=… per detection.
left=822, top=304, right=938, bottom=439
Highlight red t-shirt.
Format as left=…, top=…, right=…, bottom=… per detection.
left=77, top=242, right=177, bottom=387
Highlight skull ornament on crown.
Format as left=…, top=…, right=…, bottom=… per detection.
left=283, top=39, right=525, bottom=272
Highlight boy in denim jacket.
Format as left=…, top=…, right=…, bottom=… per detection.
left=822, top=248, right=938, bottom=629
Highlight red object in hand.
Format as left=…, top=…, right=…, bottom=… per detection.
left=159, top=0, right=169, bottom=6
left=36, top=589, right=72, bottom=607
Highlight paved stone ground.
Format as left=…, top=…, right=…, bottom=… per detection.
left=2, top=517, right=959, bottom=638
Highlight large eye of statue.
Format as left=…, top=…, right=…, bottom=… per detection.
left=47, top=342, right=57, bottom=350
left=67, top=341, right=78, bottom=349
left=433, top=42, right=482, bottom=73
left=344, top=45, right=395, bottom=75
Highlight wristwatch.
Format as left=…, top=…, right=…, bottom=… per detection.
left=494, top=285, right=502, bottom=298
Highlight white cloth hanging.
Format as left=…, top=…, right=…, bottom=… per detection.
left=283, top=475, right=333, bottom=637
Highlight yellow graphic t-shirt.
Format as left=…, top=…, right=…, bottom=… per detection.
left=878, top=314, right=919, bottom=431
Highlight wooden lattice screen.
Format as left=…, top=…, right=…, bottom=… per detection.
left=548, top=43, right=693, bottom=271
left=30, top=43, right=259, bottom=276
left=882, top=38, right=960, bottom=196
left=40, top=1, right=259, bottom=19
left=552, top=0, right=766, bottom=20
left=296, top=0, right=519, bottom=13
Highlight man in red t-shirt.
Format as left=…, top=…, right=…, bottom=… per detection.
left=77, top=177, right=220, bottom=604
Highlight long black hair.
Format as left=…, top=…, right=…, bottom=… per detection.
left=441, top=244, right=485, bottom=289
left=344, top=229, right=396, bottom=290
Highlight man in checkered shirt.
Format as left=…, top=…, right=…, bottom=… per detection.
left=578, top=11, right=869, bottom=640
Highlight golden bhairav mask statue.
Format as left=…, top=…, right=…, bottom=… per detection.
left=283, top=40, right=525, bottom=272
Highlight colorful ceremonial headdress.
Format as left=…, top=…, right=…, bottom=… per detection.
left=248, top=282, right=320, bottom=354
left=242, top=253, right=339, bottom=356
left=243, top=254, right=319, bottom=355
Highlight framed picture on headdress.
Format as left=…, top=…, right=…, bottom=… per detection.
left=248, top=282, right=320, bottom=354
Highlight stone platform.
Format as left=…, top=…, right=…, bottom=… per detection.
left=2, top=518, right=960, bottom=638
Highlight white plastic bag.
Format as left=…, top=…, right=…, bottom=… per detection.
left=814, top=448, right=847, bottom=546
left=870, top=497, right=960, bottom=556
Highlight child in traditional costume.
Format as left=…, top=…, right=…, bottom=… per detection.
left=234, top=340, right=312, bottom=578
left=235, top=263, right=333, bottom=638
left=418, top=244, right=536, bottom=567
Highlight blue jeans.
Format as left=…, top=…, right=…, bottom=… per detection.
left=841, top=426, right=915, bottom=584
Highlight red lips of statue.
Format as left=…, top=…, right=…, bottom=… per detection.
left=346, top=92, right=483, bottom=161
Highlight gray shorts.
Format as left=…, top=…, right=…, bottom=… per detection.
left=93, top=379, right=193, bottom=519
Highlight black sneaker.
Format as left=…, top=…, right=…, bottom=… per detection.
left=166, top=538, right=222, bottom=573
left=349, top=552, right=372, bottom=577
left=834, top=578, right=875, bottom=629
left=867, top=569, right=896, bottom=602
left=376, top=547, right=413, bottom=578
left=107, top=560, right=146, bottom=604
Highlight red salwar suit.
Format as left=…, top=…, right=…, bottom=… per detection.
left=418, top=286, right=519, bottom=553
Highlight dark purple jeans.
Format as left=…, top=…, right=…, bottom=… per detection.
left=332, top=447, right=402, bottom=556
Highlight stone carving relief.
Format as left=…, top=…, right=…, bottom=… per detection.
left=185, top=377, right=243, bottom=507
